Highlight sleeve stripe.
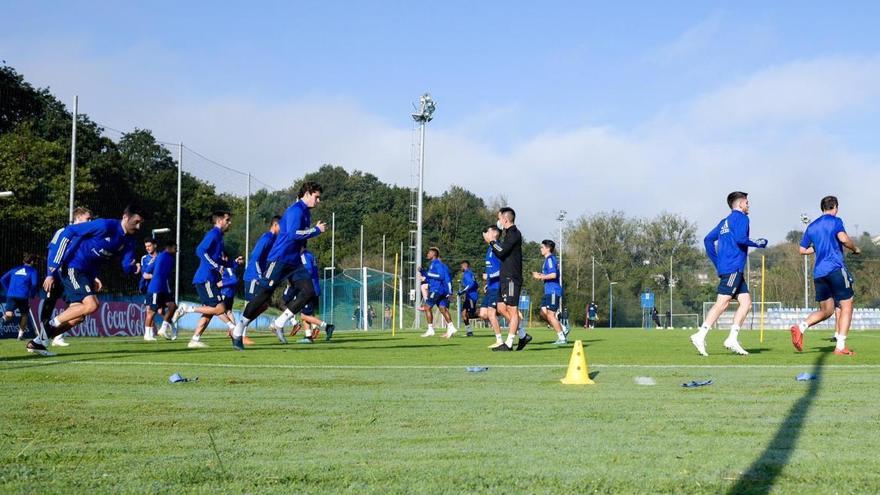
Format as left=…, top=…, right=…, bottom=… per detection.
left=53, top=238, right=69, bottom=264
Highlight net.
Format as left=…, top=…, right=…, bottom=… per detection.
left=322, top=267, right=396, bottom=331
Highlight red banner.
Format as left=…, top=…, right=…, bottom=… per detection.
left=29, top=298, right=146, bottom=337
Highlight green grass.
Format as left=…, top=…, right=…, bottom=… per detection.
left=2, top=327, right=880, bottom=494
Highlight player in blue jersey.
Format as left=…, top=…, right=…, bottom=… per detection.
left=137, top=238, right=157, bottom=295
left=419, top=247, right=457, bottom=338
left=172, top=210, right=241, bottom=349
left=41, top=206, right=92, bottom=348
left=791, top=196, right=861, bottom=355
left=690, top=192, right=767, bottom=357
left=144, top=243, right=177, bottom=341
left=2, top=254, right=39, bottom=340
left=532, top=240, right=568, bottom=345
left=243, top=216, right=280, bottom=304
left=217, top=251, right=249, bottom=344
left=479, top=226, right=505, bottom=348
left=274, top=249, right=333, bottom=343
left=231, top=181, right=326, bottom=350
left=28, top=205, right=143, bottom=356
left=457, top=260, right=479, bottom=337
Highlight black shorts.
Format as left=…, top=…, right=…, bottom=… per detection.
left=499, top=278, right=522, bottom=307
left=147, top=292, right=174, bottom=311
left=222, top=294, right=235, bottom=311
left=461, top=296, right=477, bottom=316
left=4, top=297, right=29, bottom=315
left=301, top=294, right=319, bottom=316
left=815, top=268, right=854, bottom=303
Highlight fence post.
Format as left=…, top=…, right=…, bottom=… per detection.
left=175, top=142, right=182, bottom=303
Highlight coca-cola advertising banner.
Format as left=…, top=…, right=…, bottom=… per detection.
left=0, top=298, right=147, bottom=338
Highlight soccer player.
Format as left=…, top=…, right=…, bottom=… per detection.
left=790, top=196, right=861, bottom=355
left=30, top=205, right=143, bottom=356
left=231, top=181, right=326, bottom=351
left=419, top=247, right=456, bottom=338
left=243, top=216, right=280, bottom=306
left=1, top=254, right=39, bottom=340
left=587, top=301, right=598, bottom=329
left=41, top=206, right=92, bottom=347
left=144, top=243, right=177, bottom=341
left=532, top=239, right=568, bottom=345
left=480, top=227, right=504, bottom=347
left=137, top=238, right=157, bottom=295
left=486, top=207, right=530, bottom=351
left=285, top=249, right=333, bottom=343
left=218, top=252, right=250, bottom=344
left=690, top=192, right=767, bottom=356
left=172, top=210, right=236, bottom=349
left=457, top=260, right=479, bottom=337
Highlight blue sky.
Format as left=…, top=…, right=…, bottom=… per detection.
left=3, top=1, right=880, bottom=240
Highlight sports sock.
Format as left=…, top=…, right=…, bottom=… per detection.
left=320, top=321, right=327, bottom=329
left=305, top=327, right=313, bottom=338
left=556, top=331, right=565, bottom=340
left=427, top=324, right=434, bottom=332
left=160, top=321, right=172, bottom=333
left=466, top=324, right=472, bottom=331
left=517, top=327, right=526, bottom=339
left=833, top=332, right=840, bottom=340
left=191, top=334, right=200, bottom=342
left=226, top=321, right=236, bottom=331
left=232, top=317, right=251, bottom=338
left=274, top=309, right=293, bottom=328
left=696, top=324, right=709, bottom=339
left=728, top=324, right=740, bottom=341
left=505, top=335, right=514, bottom=347
left=836, top=335, right=846, bottom=351
left=145, top=326, right=154, bottom=338
left=242, top=327, right=248, bottom=336
left=50, top=317, right=61, bottom=327
left=798, top=322, right=807, bottom=334
left=495, top=334, right=503, bottom=343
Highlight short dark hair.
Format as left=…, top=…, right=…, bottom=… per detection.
left=271, top=215, right=282, bottom=224
left=212, top=210, right=232, bottom=223
left=72, top=206, right=92, bottom=219
left=460, top=260, right=470, bottom=267
left=542, top=239, right=556, bottom=253
left=499, top=207, right=516, bottom=222
left=123, top=204, right=145, bottom=218
left=144, top=237, right=157, bottom=245
left=820, top=195, right=838, bottom=212
left=297, top=181, right=323, bottom=198
left=483, top=225, right=501, bottom=235
left=427, top=247, right=440, bottom=257
left=23, top=253, right=37, bottom=265
left=726, top=192, right=748, bottom=209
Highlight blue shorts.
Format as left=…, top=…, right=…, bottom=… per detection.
left=264, top=261, right=309, bottom=289
left=60, top=267, right=95, bottom=304
left=243, top=279, right=261, bottom=302
left=4, top=297, right=29, bottom=315
left=301, top=295, right=319, bottom=316
left=481, top=289, right=499, bottom=309
left=147, top=292, right=173, bottom=311
left=815, top=268, right=854, bottom=303
left=194, top=280, right=223, bottom=307
left=541, top=293, right=561, bottom=312
left=282, top=283, right=298, bottom=305
left=717, top=272, right=748, bottom=297
left=426, top=291, right=449, bottom=308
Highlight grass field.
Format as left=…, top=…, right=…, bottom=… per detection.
left=2, top=327, right=880, bottom=494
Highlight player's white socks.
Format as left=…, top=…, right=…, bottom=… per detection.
left=556, top=330, right=565, bottom=340
left=305, top=327, right=313, bottom=338
left=696, top=324, right=710, bottom=339
left=505, top=335, right=514, bottom=347
left=50, top=317, right=61, bottom=328
left=274, top=309, right=294, bottom=328
left=797, top=322, right=808, bottom=334
left=517, top=327, right=526, bottom=339
left=160, top=321, right=172, bottom=333
left=232, top=318, right=251, bottom=338
left=836, top=335, right=846, bottom=350
left=833, top=332, right=840, bottom=340
left=320, top=321, right=327, bottom=329
left=495, top=334, right=503, bottom=344
left=226, top=321, right=236, bottom=331
left=191, top=334, right=201, bottom=342
left=427, top=324, right=434, bottom=333
left=728, top=325, right=740, bottom=341
left=145, top=326, right=154, bottom=339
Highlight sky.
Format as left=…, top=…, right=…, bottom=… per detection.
left=3, top=1, right=880, bottom=242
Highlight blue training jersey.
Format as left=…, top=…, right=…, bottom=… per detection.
left=1, top=265, right=39, bottom=299
left=703, top=210, right=761, bottom=276
left=267, top=200, right=321, bottom=266
left=220, top=262, right=239, bottom=298
left=193, top=226, right=225, bottom=284
left=47, top=219, right=137, bottom=279
left=458, top=268, right=479, bottom=300
left=542, top=255, right=562, bottom=295
left=139, top=253, right=156, bottom=292
left=588, top=304, right=598, bottom=318
left=244, top=231, right=276, bottom=282
left=801, top=214, right=848, bottom=278
left=484, top=246, right=501, bottom=291
left=424, top=258, right=451, bottom=295
left=302, top=250, right=321, bottom=296
left=147, top=251, right=174, bottom=294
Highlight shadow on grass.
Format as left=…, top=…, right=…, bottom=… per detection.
left=727, top=351, right=828, bottom=494
left=741, top=348, right=773, bottom=354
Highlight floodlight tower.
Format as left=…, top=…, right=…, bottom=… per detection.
left=557, top=210, right=567, bottom=307
left=411, top=93, right=435, bottom=328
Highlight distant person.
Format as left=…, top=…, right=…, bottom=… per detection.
left=791, top=195, right=860, bottom=355
left=559, top=306, right=569, bottom=328
left=587, top=302, right=598, bottom=329
left=457, top=260, right=479, bottom=337
left=137, top=237, right=157, bottom=296
left=1, top=254, right=39, bottom=340
left=368, top=305, right=376, bottom=328
left=651, top=307, right=662, bottom=328
left=353, top=304, right=361, bottom=329
left=665, top=310, right=672, bottom=329
left=383, top=304, right=392, bottom=328
left=691, top=191, right=767, bottom=357
left=419, top=247, right=456, bottom=338
left=144, top=243, right=178, bottom=341
left=532, top=239, right=567, bottom=345
left=487, top=207, right=530, bottom=351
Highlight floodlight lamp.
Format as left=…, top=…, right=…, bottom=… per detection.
left=412, top=93, right=436, bottom=123
left=0, top=191, right=13, bottom=199
left=800, top=213, right=810, bottom=225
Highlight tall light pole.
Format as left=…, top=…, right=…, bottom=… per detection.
left=609, top=281, right=618, bottom=328
left=801, top=213, right=810, bottom=308
left=668, top=251, right=674, bottom=329
left=69, top=95, right=77, bottom=223
left=557, top=210, right=567, bottom=307
left=411, top=93, right=435, bottom=328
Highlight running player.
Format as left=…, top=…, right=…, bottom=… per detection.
left=172, top=210, right=236, bottom=349
left=30, top=205, right=143, bottom=356
left=487, top=207, right=530, bottom=351
left=532, top=239, right=568, bottom=345
left=231, top=181, right=326, bottom=351
left=41, top=206, right=92, bottom=347
left=480, top=226, right=505, bottom=348
left=457, top=260, right=479, bottom=337
left=219, top=252, right=250, bottom=344
left=791, top=196, right=860, bottom=355
left=690, top=192, right=767, bottom=356
left=587, top=301, right=598, bottom=329
left=144, top=243, right=177, bottom=341
left=1, top=254, right=39, bottom=340
left=137, top=238, right=157, bottom=295
left=243, top=216, right=280, bottom=305
left=288, top=249, right=333, bottom=343
left=419, top=247, right=457, bottom=338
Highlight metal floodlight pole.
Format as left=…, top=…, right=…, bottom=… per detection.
left=69, top=95, right=78, bottom=223
left=245, top=173, right=251, bottom=268
left=669, top=254, right=673, bottom=329
left=360, top=224, right=364, bottom=270
left=329, top=212, right=335, bottom=325
left=382, top=234, right=386, bottom=330
left=412, top=92, right=434, bottom=329
left=609, top=282, right=618, bottom=328
left=175, top=142, right=182, bottom=303
left=557, top=210, right=566, bottom=307
left=591, top=256, right=595, bottom=302
left=400, top=241, right=404, bottom=330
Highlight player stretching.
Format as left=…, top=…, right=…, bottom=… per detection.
left=533, top=239, right=568, bottom=345
left=690, top=192, right=767, bottom=356
left=419, top=247, right=456, bottom=338
left=457, top=260, right=479, bottom=337
left=480, top=226, right=505, bottom=348
left=42, top=206, right=92, bottom=347
left=231, top=181, right=325, bottom=351
left=29, top=206, right=142, bottom=356
left=791, top=196, right=860, bottom=355
left=172, top=210, right=236, bottom=349
left=1, top=254, right=39, bottom=340
left=488, top=207, right=530, bottom=351
left=144, top=243, right=177, bottom=341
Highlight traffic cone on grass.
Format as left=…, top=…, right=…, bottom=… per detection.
left=560, top=340, right=594, bottom=385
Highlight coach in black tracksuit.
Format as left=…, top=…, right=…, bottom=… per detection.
left=486, top=206, right=532, bottom=351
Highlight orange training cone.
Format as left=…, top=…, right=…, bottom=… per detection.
left=560, top=340, right=594, bottom=385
